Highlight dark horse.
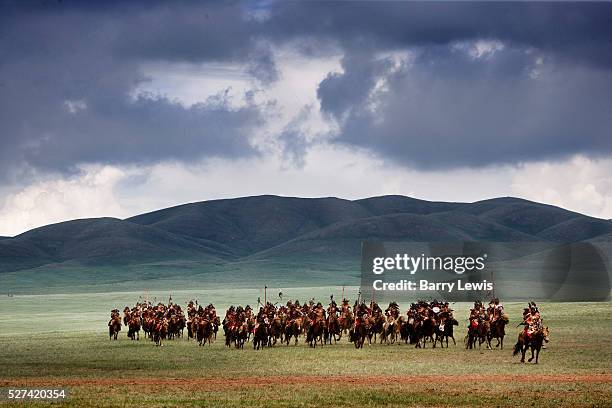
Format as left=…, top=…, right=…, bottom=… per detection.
left=513, top=327, right=550, bottom=364
left=307, top=319, right=325, bottom=348
left=417, top=318, right=436, bottom=348
left=127, top=316, right=141, bottom=340
left=435, top=318, right=458, bottom=348
left=284, top=319, right=302, bottom=346
left=196, top=318, right=213, bottom=346
left=325, top=315, right=342, bottom=345
left=253, top=323, right=268, bottom=350
left=108, top=317, right=121, bottom=340
left=488, top=318, right=508, bottom=350
left=153, top=319, right=168, bottom=347
left=465, top=319, right=479, bottom=349
left=350, top=323, right=367, bottom=349
left=268, top=317, right=283, bottom=346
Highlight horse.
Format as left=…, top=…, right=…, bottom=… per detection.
left=325, top=314, right=342, bottom=345
left=253, top=322, right=269, bottom=350
left=381, top=316, right=399, bottom=345
left=127, top=316, right=141, bottom=340
left=187, top=318, right=196, bottom=341
left=339, top=312, right=353, bottom=335
left=153, top=318, right=168, bottom=347
left=400, top=316, right=420, bottom=345
left=465, top=319, right=479, bottom=349
left=477, top=320, right=491, bottom=349
left=142, top=315, right=154, bottom=339
left=435, top=318, right=458, bottom=348
left=417, top=318, right=436, bottom=348
left=367, top=315, right=385, bottom=345
left=307, top=319, right=325, bottom=348
left=108, top=317, right=122, bottom=340
left=268, top=317, right=283, bottom=346
left=350, top=323, right=367, bottom=349
left=235, top=323, right=249, bottom=348
left=196, top=318, right=213, bottom=346
left=513, top=327, right=550, bottom=364
left=122, top=307, right=131, bottom=326
left=284, top=318, right=302, bottom=346
left=212, top=316, right=220, bottom=340
left=488, top=318, right=508, bottom=350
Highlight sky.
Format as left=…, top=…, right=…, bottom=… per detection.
left=1, top=1, right=611, bottom=236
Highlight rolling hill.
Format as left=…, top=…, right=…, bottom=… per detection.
left=1, top=195, right=611, bottom=274
left=1, top=195, right=611, bottom=295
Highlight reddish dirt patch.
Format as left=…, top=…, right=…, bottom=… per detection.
left=2, top=374, right=611, bottom=390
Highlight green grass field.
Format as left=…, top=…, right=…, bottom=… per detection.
left=0, top=299, right=611, bottom=407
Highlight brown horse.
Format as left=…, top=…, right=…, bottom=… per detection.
left=153, top=318, right=168, bottom=347
left=253, top=322, right=268, bottom=350
left=325, top=314, right=342, bottom=345
left=122, top=307, right=131, bottom=326
left=367, top=315, right=385, bottom=344
left=488, top=318, right=508, bottom=350
left=307, top=318, right=325, bottom=348
left=268, top=317, right=283, bottom=346
left=477, top=320, right=491, bottom=349
left=127, top=316, right=141, bottom=340
left=284, top=318, right=302, bottom=346
left=381, top=316, right=399, bottom=345
left=339, top=312, right=354, bottom=335
left=350, top=323, right=367, bottom=349
left=108, top=317, right=122, bottom=340
left=513, top=327, right=550, bottom=364
left=196, top=318, right=213, bottom=346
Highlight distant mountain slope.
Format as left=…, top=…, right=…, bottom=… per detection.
left=456, top=197, right=581, bottom=235
left=540, top=217, right=612, bottom=242
left=250, top=211, right=539, bottom=259
left=1, top=194, right=611, bottom=274
left=0, top=218, right=223, bottom=273
left=355, top=195, right=462, bottom=215
left=127, top=195, right=372, bottom=256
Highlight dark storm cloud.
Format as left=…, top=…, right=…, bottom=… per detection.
left=267, top=1, right=612, bottom=68
left=1, top=1, right=611, bottom=176
left=272, top=1, right=612, bottom=168
left=0, top=1, right=267, bottom=180
left=317, top=45, right=612, bottom=169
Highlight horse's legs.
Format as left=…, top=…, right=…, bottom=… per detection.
left=535, top=348, right=540, bottom=364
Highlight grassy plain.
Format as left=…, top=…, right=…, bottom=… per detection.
left=0, top=300, right=610, bottom=407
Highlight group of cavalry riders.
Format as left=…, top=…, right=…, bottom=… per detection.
left=218, top=298, right=463, bottom=349
left=466, top=298, right=510, bottom=349
left=108, top=299, right=218, bottom=346
left=108, top=297, right=545, bottom=352
left=221, top=299, right=353, bottom=349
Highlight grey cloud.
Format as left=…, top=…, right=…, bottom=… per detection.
left=0, top=3, right=266, bottom=181
left=1, top=1, right=612, bottom=177
left=267, top=2, right=612, bottom=69
left=317, top=45, right=612, bottom=169
left=278, top=106, right=315, bottom=168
